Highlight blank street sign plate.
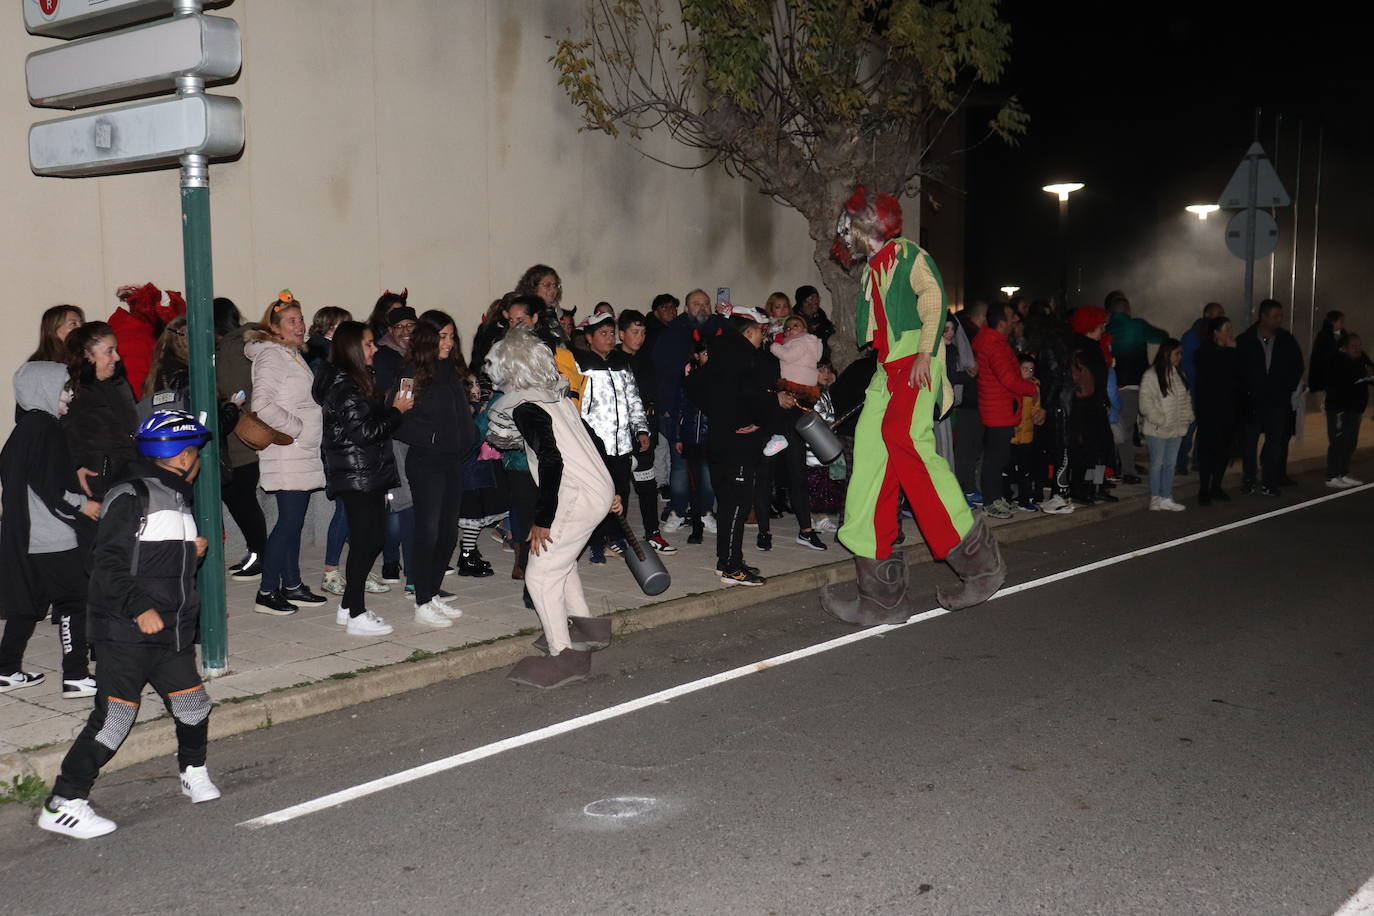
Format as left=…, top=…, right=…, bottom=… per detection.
left=29, top=93, right=243, bottom=177
left=1225, top=209, right=1280, bottom=260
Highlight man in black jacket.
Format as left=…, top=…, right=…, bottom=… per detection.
left=1237, top=299, right=1305, bottom=495
left=40, top=411, right=219, bottom=840
left=692, top=307, right=793, bottom=586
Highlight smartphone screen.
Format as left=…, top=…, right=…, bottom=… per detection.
left=716, top=287, right=730, bottom=306
left=399, top=378, right=415, bottom=398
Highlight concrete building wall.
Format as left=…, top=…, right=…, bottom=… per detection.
left=1, top=0, right=821, bottom=426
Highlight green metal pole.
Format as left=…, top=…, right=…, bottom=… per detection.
left=181, top=151, right=228, bottom=674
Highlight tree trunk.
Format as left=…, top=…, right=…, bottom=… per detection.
left=808, top=224, right=861, bottom=370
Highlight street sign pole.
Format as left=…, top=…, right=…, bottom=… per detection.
left=172, top=0, right=227, bottom=674
left=1243, top=150, right=1258, bottom=319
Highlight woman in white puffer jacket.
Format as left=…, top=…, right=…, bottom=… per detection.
left=1138, top=337, right=1194, bottom=512
left=244, top=292, right=326, bottom=614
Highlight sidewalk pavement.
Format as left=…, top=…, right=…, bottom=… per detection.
left=2, top=419, right=1365, bottom=787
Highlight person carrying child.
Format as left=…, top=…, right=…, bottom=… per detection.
left=39, top=410, right=219, bottom=839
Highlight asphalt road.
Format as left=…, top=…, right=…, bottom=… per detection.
left=3, top=471, right=1373, bottom=915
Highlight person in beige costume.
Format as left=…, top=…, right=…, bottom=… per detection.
left=485, top=329, right=620, bottom=688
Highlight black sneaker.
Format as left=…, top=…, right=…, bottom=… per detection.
left=1120, top=474, right=1142, bottom=486
left=756, top=532, right=772, bottom=551
left=796, top=530, right=827, bottom=551
left=230, top=552, right=261, bottom=581
left=381, top=563, right=402, bottom=584
left=254, top=590, right=298, bottom=616
left=1240, top=479, right=1256, bottom=495
left=606, top=540, right=627, bottom=557
left=1255, top=484, right=1280, bottom=497
left=686, top=522, right=704, bottom=545
left=281, top=584, right=328, bottom=607
left=715, top=562, right=760, bottom=576
left=720, top=568, right=765, bottom=587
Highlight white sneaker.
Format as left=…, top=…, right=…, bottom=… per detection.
left=0, top=670, right=45, bottom=692
left=1148, top=496, right=1164, bottom=511
left=62, top=676, right=97, bottom=699
left=701, top=514, right=717, bottom=533
left=180, top=765, right=221, bottom=803
left=345, top=610, right=394, bottom=636
left=763, top=434, right=789, bottom=456
left=414, top=600, right=454, bottom=628
left=335, top=604, right=350, bottom=626
left=1039, top=494, right=1074, bottom=515
left=321, top=569, right=346, bottom=595
left=1340, top=476, right=1364, bottom=487
left=364, top=572, right=391, bottom=594
left=37, top=797, right=117, bottom=839
left=430, top=594, right=464, bottom=620
left=661, top=512, right=687, bottom=533
left=1160, top=497, right=1187, bottom=512
left=1326, top=477, right=1348, bottom=489
left=813, top=516, right=840, bottom=532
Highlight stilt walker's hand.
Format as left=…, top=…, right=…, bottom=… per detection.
left=908, top=352, right=932, bottom=390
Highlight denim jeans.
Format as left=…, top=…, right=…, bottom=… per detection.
left=382, top=506, right=416, bottom=585
left=666, top=417, right=715, bottom=518
left=324, top=499, right=349, bottom=567
left=261, top=489, right=312, bottom=593
left=1145, top=435, right=1183, bottom=499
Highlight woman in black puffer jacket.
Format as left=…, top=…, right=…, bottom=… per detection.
left=312, top=321, right=412, bottom=635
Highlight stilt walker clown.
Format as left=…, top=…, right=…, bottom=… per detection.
left=821, top=187, right=1007, bottom=625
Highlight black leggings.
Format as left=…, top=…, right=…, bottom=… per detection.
left=405, top=447, right=464, bottom=605
left=220, top=462, right=267, bottom=557
left=1196, top=416, right=1236, bottom=494
left=754, top=421, right=812, bottom=532
left=712, top=460, right=757, bottom=572
left=0, top=549, right=89, bottom=680
left=981, top=425, right=1015, bottom=504
left=338, top=489, right=387, bottom=617
left=593, top=454, right=633, bottom=546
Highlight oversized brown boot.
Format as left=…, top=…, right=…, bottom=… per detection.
left=506, top=649, right=591, bottom=688
left=531, top=616, right=612, bottom=654
left=936, top=519, right=1007, bottom=611
left=820, top=557, right=923, bottom=627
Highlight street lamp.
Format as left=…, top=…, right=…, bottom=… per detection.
left=999, top=286, right=1021, bottom=297
left=1185, top=203, right=1220, bottom=220
left=1042, top=182, right=1085, bottom=307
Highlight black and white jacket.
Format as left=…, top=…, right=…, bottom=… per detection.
left=88, top=460, right=201, bottom=651
left=573, top=348, right=648, bottom=457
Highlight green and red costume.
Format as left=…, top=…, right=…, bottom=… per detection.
left=837, top=237, right=975, bottom=561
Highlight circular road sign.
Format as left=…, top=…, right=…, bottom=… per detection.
left=1225, top=209, right=1279, bottom=260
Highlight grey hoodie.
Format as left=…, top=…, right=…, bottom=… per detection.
left=12, top=361, right=84, bottom=552
left=13, top=361, right=69, bottom=417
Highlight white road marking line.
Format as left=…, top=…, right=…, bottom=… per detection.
left=239, top=484, right=1372, bottom=829
left=1336, top=872, right=1374, bottom=915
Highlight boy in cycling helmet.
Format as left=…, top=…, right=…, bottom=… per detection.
left=40, top=410, right=218, bottom=839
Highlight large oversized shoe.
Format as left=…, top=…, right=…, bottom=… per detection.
left=820, top=557, right=922, bottom=627
left=936, top=519, right=1007, bottom=611
left=506, top=649, right=592, bottom=689
left=531, top=616, right=613, bottom=654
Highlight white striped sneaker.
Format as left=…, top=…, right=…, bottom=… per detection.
left=37, top=797, right=116, bottom=839
left=180, top=766, right=221, bottom=804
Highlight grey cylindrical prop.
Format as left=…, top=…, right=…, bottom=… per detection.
left=795, top=409, right=843, bottom=464
left=615, top=514, right=671, bottom=596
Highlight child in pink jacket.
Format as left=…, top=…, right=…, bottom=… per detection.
left=764, top=316, right=822, bottom=455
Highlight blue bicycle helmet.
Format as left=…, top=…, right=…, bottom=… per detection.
left=135, top=410, right=212, bottom=459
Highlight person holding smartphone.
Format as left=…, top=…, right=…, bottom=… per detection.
left=395, top=310, right=477, bottom=628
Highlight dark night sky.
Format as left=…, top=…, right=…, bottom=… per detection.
left=964, top=2, right=1374, bottom=339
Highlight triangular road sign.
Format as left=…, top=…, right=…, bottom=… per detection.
left=1218, top=142, right=1291, bottom=208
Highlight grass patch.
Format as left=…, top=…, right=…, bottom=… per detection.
left=406, top=649, right=436, bottom=662
left=327, top=671, right=357, bottom=680
left=0, top=774, right=48, bottom=807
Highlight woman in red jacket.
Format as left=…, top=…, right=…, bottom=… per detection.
left=972, top=303, right=1038, bottom=519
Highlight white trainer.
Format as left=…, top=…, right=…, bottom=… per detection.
left=180, top=765, right=221, bottom=803
left=345, top=610, right=394, bottom=636
left=661, top=512, right=687, bottom=533
left=1039, top=494, right=1074, bottom=515
left=1160, top=497, right=1187, bottom=512
left=1340, top=476, right=1364, bottom=487
left=763, top=434, right=789, bottom=456
left=701, top=514, right=718, bottom=533
left=335, top=604, right=349, bottom=626
left=62, top=676, right=97, bottom=699
left=430, top=595, right=464, bottom=620
left=1148, top=496, right=1164, bottom=511
left=414, top=600, right=454, bottom=628
left=37, top=797, right=117, bottom=839
left=1326, top=477, right=1348, bottom=489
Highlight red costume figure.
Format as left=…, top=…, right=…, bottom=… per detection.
left=108, top=283, right=186, bottom=397
left=821, top=188, right=1008, bottom=626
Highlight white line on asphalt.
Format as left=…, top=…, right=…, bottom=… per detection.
left=1335, top=872, right=1374, bottom=915
left=239, top=483, right=1373, bottom=830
